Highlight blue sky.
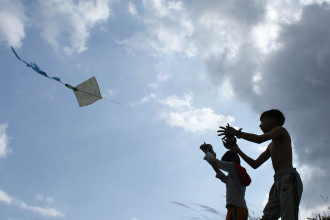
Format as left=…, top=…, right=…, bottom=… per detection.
left=1, top=0, right=330, bottom=219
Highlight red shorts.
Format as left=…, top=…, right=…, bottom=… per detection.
left=226, top=205, right=248, bottom=220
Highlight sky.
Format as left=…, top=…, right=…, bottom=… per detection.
left=1, top=0, right=330, bottom=219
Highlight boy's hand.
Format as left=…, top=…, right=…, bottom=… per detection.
left=200, top=143, right=209, bottom=153
left=222, top=140, right=239, bottom=152
left=217, top=123, right=238, bottom=137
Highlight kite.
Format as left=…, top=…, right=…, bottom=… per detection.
left=11, top=47, right=107, bottom=107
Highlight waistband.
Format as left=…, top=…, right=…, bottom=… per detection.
left=226, top=204, right=248, bottom=210
left=274, top=167, right=299, bottom=181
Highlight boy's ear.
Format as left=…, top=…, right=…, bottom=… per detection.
left=270, top=116, right=277, bottom=125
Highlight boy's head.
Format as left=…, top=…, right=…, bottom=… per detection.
left=260, top=109, right=285, bottom=126
left=221, top=150, right=240, bottom=164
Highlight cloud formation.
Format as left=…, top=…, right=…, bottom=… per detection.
left=0, top=0, right=26, bottom=48
left=0, top=0, right=113, bottom=53
left=121, top=0, right=197, bottom=57
left=0, top=123, right=12, bottom=159
left=0, top=189, right=64, bottom=218
left=128, top=2, right=138, bottom=17
left=37, top=0, right=112, bottom=54
left=161, top=94, right=234, bottom=133
left=36, top=194, right=54, bottom=205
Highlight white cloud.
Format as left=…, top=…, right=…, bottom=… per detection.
left=0, top=123, right=12, bottom=159
left=120, top=0, right=197, bottom=57
left=149, top=72, right=171, bottom=90
left=161, top=94, right=192, bottom=110
left=0, top=0, right=114, bottom=51
left=143, top=0, right=183, bottom=17
left=196, top=12, right=243, bottom=60
left=0, top=190, right=14, bottom=205
left=36, top=194, right=54, bottom=205
left=156, top=72, right=170, bottom=82
left=0, top=0, right=26, bottom=48
left=162, top=108, right=234, bottom=133
left=121, top=0, right=268, bottom=60
left=37, top=0, right=112, bottom=54
left=132, top=93, right=157, bottom=105
left=252, top=72, right=263, bottom=95
left=0, top=189, right=64, bottom=218
left=252, top=22, right=280, bottom=53
left=217, top=78, right=235, bottom=100
left=161, top=94, right=234, bottom=133
left=128, top=2, right=138, bottom=16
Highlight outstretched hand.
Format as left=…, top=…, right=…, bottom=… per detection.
left=222, top=139, right=239, bottom=152
left=217, top=123, right=238, bottom=137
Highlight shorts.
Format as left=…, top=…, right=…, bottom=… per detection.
left=261, top=168, right=303, bottom=220
left=226, top=205, right=248, bottom=220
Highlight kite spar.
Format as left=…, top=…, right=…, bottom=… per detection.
left=11, top=47, right=119, bottom=107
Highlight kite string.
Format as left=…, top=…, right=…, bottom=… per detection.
left=12, top=47, right=169, bottom=110
left=180, top=164, right=208, bottom=219
left=99, top=96, right=121, bottom=105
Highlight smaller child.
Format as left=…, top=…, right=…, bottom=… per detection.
left=200, top=142, right=251, bottom=220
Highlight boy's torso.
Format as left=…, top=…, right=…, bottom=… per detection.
left=269, top=128, right=293, bottom=173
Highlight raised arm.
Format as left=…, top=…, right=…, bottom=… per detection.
left=218, top=124, right=286, bottom=144
left=204, top=156, right=227, bottom=183
left=239, top=127, right=286, bottom=143
left=200, top=144, right=228, bottom=183
left=204, top=152, right=240, bottom=183
left=225, top=143, right=270, bottom=169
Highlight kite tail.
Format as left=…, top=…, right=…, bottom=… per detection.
left=11, top=47, right=30, bottom=67
left=11, top=47, right=63, bottom=84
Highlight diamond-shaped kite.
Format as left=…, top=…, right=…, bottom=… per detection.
left=11, top=47, right=104, bottom=107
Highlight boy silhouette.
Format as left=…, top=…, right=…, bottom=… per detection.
left=200, top=143, right=250, bottom=220
left=218, top=109, right=303, bottom=220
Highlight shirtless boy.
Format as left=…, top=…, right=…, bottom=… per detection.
left=218, top=109, right=303, bottom=220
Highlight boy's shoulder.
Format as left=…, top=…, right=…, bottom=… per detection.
left=272, top=126, right=290, bottom=135
left=270, top=126, right=291, bottom=142
left=273, top=125, right=285, bottom=130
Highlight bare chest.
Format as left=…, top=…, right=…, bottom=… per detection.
left=268, top=140, right=293, bottom=171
